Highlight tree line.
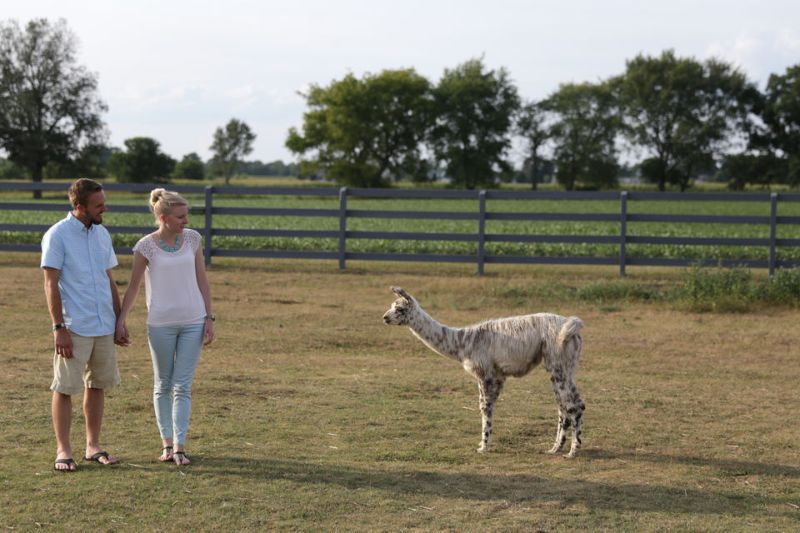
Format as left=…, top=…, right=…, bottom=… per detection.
left=287, top=54, right=799, bottom=191
left=0, top=19, right=295, bottom=196
left=2, top=18, right=799, bottom=193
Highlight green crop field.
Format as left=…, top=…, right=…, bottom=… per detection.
left=2, top=184, right=800, bottom=262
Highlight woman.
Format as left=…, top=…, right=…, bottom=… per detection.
left=116, top=188, right=214, bottom=466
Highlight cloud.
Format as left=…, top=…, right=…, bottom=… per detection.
left=114, top=84, right=206, bottom=112
left=705, top=29, right=800, bottom=84
left=775, top=29, right=800, bottom=55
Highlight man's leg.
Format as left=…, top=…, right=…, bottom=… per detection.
left=52, top=392, right=75, bottom=471
left=84, top=387, right=117, bottom=464
left=83, top=334, right=120, bottom=465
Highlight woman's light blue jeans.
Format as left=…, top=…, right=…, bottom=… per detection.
left=147, top=321, right=204, bottom=446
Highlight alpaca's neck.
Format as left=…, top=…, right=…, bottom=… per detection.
left=408, top=306, right=462, bottom=362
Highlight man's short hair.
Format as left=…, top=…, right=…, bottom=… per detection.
left=68, top=179, right=104, bottom=208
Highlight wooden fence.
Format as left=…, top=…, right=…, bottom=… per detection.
left=2, top=182, right=800, bottom=276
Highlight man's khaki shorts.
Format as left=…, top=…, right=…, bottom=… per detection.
left=50, top=333, right=121, bottom=396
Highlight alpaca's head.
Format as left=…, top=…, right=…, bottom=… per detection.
left=383, top=286, right=417, bottom=326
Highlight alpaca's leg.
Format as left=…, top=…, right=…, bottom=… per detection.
left=477, top=382, right=486, bottom=451
left=477, top=376, right=504, bottom=452
left=548, top=370, right=585, bottom=456
left=547, top=372, right=569, bottom=453
left=564, top=387, right=586, bottom=458
left=547, top=406, right=570, bottom=454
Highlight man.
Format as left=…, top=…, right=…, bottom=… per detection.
left=41, top=178, right=127, bottom=471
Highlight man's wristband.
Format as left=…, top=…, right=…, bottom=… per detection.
left=205, top=314, right=216, bottom=322
left=52, top=322, right=67, bottom=331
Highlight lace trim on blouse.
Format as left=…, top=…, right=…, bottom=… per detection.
left=133, top=229, right=201, bottom=260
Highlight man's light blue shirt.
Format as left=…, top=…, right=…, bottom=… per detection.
left=41, top=212, right=118, bottom=337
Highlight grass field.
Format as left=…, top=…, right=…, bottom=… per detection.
left=0, top=254, right=798, bottom=531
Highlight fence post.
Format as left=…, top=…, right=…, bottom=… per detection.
left=619, top=191, right=628, bottom=277
left=769, top=192, right=778, bottom=278
left=204, top=186, right=213, bottom=266
left=338, top=187, right=348, bottom=270
left=477, top=190, right=486, bottom=275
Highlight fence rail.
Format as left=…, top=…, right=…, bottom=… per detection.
left=2, top=182, right=800, bottom=276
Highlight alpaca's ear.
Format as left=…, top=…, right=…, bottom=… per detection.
left=391, top=286, right=412, bottom=300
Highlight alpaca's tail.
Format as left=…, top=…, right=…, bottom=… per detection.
left=557, top=317, right=584, bottom=348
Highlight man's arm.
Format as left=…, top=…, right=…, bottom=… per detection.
left=43, top=267, right=73, bottom=358
left=107, top=269, right=122, bottom=318
left=107, top=268, right=128, bottom=346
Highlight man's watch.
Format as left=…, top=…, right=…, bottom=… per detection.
left=52, top=322, right=67, bottom=331
left=205, top=314, right=216, bottom=322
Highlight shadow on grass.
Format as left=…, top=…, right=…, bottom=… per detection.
left=584, top=449, right=800, bottom=478
left=197, top=456, right=795, bottom=518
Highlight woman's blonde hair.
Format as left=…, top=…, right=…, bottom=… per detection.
left=149, top=188, right=188, bottom=222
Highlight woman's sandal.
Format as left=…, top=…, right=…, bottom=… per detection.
left=159, top=446, right=173, bottom=462
left=173, top=451, right=190, bottom=466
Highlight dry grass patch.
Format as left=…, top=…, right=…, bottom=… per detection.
left=0, top=254, right=798, bottom=531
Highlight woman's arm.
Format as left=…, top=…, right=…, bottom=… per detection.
left=116, top=252, right=148, bottom=344
left=195, top=246, right=215, bottom=345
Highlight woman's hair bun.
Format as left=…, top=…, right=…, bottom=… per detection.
left=150, top=188, right=166, bottom=206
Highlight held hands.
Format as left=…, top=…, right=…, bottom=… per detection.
left=115, top=321, right=131, bottom=347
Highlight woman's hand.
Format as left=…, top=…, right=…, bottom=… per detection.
left=203, top=319, right=215, bottom=345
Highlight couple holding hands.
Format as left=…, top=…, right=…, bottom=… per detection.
left=42, top=179, right=214, bottom=471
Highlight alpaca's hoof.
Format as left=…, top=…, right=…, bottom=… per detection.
left=545, top=447, right=560, bottom=455
left=564, top=450, right=578, bottom=459
left=477, top=446, right=489, bottom=453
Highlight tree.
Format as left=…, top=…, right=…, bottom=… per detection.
left=239, top=159, right=298, bottom=177
left=543, top=82, right=620, bottom=190
left=172, top=152, right=205, bottom=180
left=210, top=118, right=255, bottom=185
left=515, top=100, right=552, bottom=189
left=430, top=58, right=520, bottom=189
left=614, top=50, right=759, bottom=191
left=0, top=19, right=107, bottom=197
left=43, top=143, right=113, bottom=181
left=0, top=157, right=26, bottom=180
left=718, top=153, right=783, bottom=190
left=108, top=137, right=175, bottom=183
left=286, top=68, right=433, bottom=187
left=756, top=64, right=800, bottom=187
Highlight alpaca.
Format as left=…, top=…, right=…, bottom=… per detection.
left=383, top=286, right=586, bottom=457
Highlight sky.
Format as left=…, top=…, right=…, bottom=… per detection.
left=4, top=0, right=800, bottom=164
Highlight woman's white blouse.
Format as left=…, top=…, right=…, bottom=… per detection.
left=133, top=229, right=206, bottom=326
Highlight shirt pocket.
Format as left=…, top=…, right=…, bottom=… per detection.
left=96, top=238, right=115, bottom=269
